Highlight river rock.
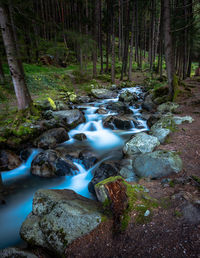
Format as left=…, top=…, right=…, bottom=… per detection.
left=123, top=133, right=160, bottom=156
left=91, top=89, right=117, bottom=99
left=133, top=150, right=182, bottom=178
left=20, top=189, right=102, bottom=255
left=173, top=115, right=194, bottom=125
left=73, top=133, right=87, bottom=141
left=79, top=150, right=98, bottom=169
left=147, top=113, right=162, bottom=127
left=107, top=101, right=132, bottom=114
left=142, top=94, right=156, bottom=112
left=150, top=115, right=175, bottom=143
left=0, top=247, right=38, bottom=258
left=119, top=159, right=137, bottom=182
left=77, top=95, right=91, bottom=103
left=0, top=150, right=21, bottom=171
left=119, top=90, right=138, bottom=103
left=157, top=102, right=179, bottom=113
left=103, top=115, right=139, bottom=130
left=34, top=128, right=69, bottom=149
left=88, top=161, right=119, bottom=194
left=31, top=150, right=78, bottom=177
left=52, top=110, right=85, bottom=129
left=95, top=108, right=108, bottom=114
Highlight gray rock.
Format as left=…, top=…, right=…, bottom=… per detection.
left=20, top=189, right=102, bottom=255
left=95, top=108, right=108, bottom=114
left=79, top=150, right=98, bottom=170
left=119, top=90, right=138, bottom=103
left=182, top=203, right=200, bottom=224
left=0, top=150, right=21, bottom=172
left=31, top=150, right=78, bottom=177
left=34, top=128, right=69, bottom=149
left=123, top=133, right=160, bottom=156
left=77, top=95, right=91, bottom=103
left=91, top=89, right=117, bottom=99
left=119, top=159, right=137, bottom=182
left=0, top=247, right=38, bottom=258
left=52, top=110, right=85, bottom=129
left=133, top=150, right=182, bottom=178
left=107, top=101, right=132, bottom=114
left=142, top=94, right=156, bottom=112
left=103, top=115, right=141, bottom=130
left=157, top=102, right=179, bottom=113
left=73, top=133, right=87, bottom=141
left=173, top=115, right=194, bottom=125
left=147, top=113, right=162, bottom=127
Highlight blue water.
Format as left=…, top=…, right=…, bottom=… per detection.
left=0, top=87, right=148, bottom=249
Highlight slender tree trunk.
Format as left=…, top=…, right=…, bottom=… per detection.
left=99, top=0, right=103, bottom=74
left=162, top=0, right=175, bottom=99
left=111, top=1, right=115, bottom=83
left=0, top=4, right=32, bottom=110
left=0, top=58, right=5, bottom=84
left=128, top=9, right=134, bottom=81
left=92, top=0, right=98, bottom=77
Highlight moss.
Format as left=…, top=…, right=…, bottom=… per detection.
left=159, top=197, right=172, bottom=209
left=48, top=97, right=56, bottom=110
left=96, top=176, right=122, bottom=188
left=174, top=210, right=182, bottom=218
left=169, top=180, right=175, bottom=187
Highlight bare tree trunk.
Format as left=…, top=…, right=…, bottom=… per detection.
left=128, top=9, right=134, bottom=81
left=99, top=0, right=103, bottom=74
left=0, top=58, right=5, bottom=84
left=92, top=0, right=98, bottom=77
left=0, top=4, right=32, bottom=110
left=162, top=0, right=175, bottom=100
left=111, top=1, right=115, bottom=83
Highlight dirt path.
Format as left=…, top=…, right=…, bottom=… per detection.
left=64, top=77, right=200, bottom=258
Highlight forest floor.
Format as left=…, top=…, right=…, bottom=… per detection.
left=63, top=76, right=200, bottom=258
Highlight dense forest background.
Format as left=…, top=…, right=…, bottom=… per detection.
left=0, top=0, right=200, bottom=110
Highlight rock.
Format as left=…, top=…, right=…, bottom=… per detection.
left=119, top=159, right=137, bottom=182
left=142, top=94, right=156, bottom=112
left=95, top=108, right=108, bottom=114
left=77, top=95, right=91, bottom=103
left=157, top=102, right=179, bottom=113
left=147, top=113, right=162, bottom=127
left=73, top=133, right=87, bottom=141
left=79, top=150, right=98, bottom=170
left=91, top=89, right=117, bottom=99
left=123, top=133, right=160, bottom=156
left=55, top=100, right=69, bottom=111
left=150, top=115, right=175, bottom=143
left=107, top=102, right=132, bottom=114
left=0, top=247, right=38, bottom=258
left=173, top=115, right=194, bottom=125
left=52, top=110, right=85, bottom=129
left=103, top=115, right=138, bottom=130
left=20, top=148, right=33, bottom=161
left=154, top=95, right=169, bottom=105
left=153, top=86, right=169, bottom=98
left=182, top=203, right=200, bottom=224
left=88, top=161, right=119, bottom=194
left=119, top=90, right=138, bottom=103
left=34, top=128, right=69, bottom=149
left=133, top=150, right=182, bottom=178
left=0, top=150, right=21, bottom=171
left=20, top=189, right=102, bottom=255
left=31, top=150, right=78, bottom=177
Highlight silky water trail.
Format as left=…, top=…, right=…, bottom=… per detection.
left=0, top=87, right=148, bottom=249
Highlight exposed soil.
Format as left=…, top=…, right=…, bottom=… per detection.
left=63, top=77, right=200, bottom=258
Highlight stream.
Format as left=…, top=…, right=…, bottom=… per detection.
left=0, top=87, right=148, bottom=249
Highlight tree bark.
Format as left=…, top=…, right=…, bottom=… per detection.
left=111, top=1, right=115, bottom=83
left=0, top=58, right=5, bottom=84
left=0, top=4, right=32, bottom=110
left=162, top=0, right=175, bottom=99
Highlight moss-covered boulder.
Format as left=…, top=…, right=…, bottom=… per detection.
left=133, top=150, right=182, bottom=178
left=91, top=89, right=117, bottom=99
left=157, top=102, right=179, bottom=113
left=123, top=132, right=160, bottom=156
left=119, top=90, right=138, bottom=103
left=20, top=189, right=103, bottom=256
left=34, top=128, right=69, bottom=149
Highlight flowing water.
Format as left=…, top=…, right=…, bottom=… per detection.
left=0, top=87, right=148, bottom=249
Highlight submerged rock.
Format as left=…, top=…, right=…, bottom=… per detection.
left=91, top=89, right=117, bottom=99
left=52, top=109, right=85, bottom=129
left=0, top=150, right=21, bottom=171
left=133, top=150, right=182, bottom=178
left=123, top=133, right=160, bottom=156
left=34, top=128, right=69, bottom=149
left=20, top=189, right=102, bottom=255
left=31, top=150, right=78, bottom=177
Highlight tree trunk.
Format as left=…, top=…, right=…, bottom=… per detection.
left=92, top=0, right=98, bottom=77
left=0, top=58, right=5, bottom=84
left=128, top=9, right=134, bottom=81
left=162, top=0, right=175, bottom=100
left=111, top=1, right=115, bottom=83
left=99, top=0, right=103, bottom=74
left=0, top=4, right=32, bottom=110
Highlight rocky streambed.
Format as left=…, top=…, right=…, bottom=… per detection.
left=0, top=85, right=194, bottom=256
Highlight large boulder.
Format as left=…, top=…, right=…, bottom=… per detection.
left=173, top=115, right=194, bottom=125
left=119, top=159, right=137, bottom=182
left=142, top=94, right=156, bottom=112
left=91, top=89, right=117, bottom=99
left=52, top=110, right=85, bottom=129
left=34, top=128, right=69, bottom=149
left=0, top=247, right=38, bottom=258
left=79, top=150, right=98, bottom=170
left=119, top=90, right=139, bottom=103
left=20, top=189, right=102, bottom=256
left=88, top=161, right=119, bottom=194
left=0, top=150, right=21, bottom=171
left=103, top=115, right=142, bottom=130
left=123, top=133, right=160, bottom=156
left=31, top=150, right=78, bottom=177
left=133, top=150, right=182, bottom=178
left=107, top=101, right=132, bottom=114
left=150, top=115, right=175, bottom=143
